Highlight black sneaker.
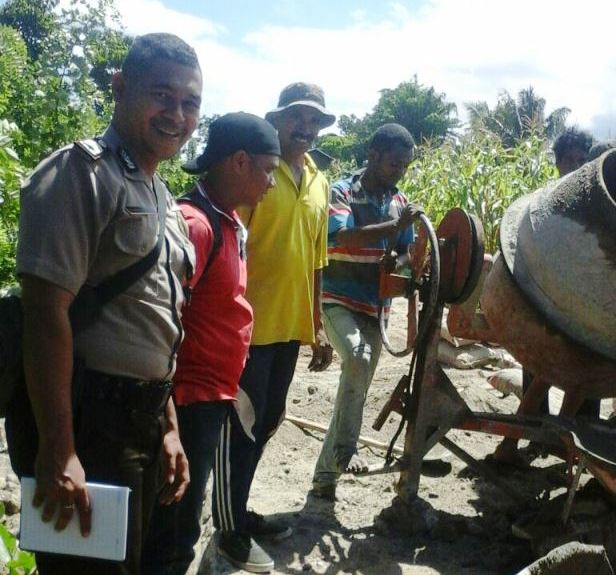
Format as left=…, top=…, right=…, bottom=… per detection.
left=217, top=531, right=274, bottom=573
left=246, top=510, right=293, bottom=541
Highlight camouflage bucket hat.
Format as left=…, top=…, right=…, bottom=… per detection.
left=265, top=82, right=336, bottom=129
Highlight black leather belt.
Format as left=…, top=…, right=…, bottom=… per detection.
left=83, top=369, right=172, bottom=414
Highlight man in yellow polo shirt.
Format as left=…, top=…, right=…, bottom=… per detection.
left=213, top=82, right=334, bottom=573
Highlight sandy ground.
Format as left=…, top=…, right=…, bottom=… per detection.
left=189, top=300, right=591, bottom=575
left=1, top=300, right=610, bottom=574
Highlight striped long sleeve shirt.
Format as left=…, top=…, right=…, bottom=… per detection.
left=322, top=169, right=414, bottom=318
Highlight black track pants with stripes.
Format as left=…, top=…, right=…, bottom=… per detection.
left=213, top=341, right=300, bottom=532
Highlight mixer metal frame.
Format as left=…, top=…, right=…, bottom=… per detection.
left=371, top=208, right=616, bottom=511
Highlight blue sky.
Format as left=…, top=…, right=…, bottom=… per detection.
left=65, top=1, right=616, bottom=138
left=162, top=0, right=426, bottom=35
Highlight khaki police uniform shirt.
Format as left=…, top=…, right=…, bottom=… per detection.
left=16, top=125, right=195, bottom=381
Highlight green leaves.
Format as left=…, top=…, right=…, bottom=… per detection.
left=335, top=76, right=459, bottom=165
left=0, top=0, right=127, bottom=165
left=158, top=156, right=198, bottom=198
left=373, top=79, right=459, bottom=143
left=465, top=87, right=571, bottom=148
left=0, top=0, right=58, bottom=62
left=400, top=133, right=555, bottom=253
left=0, top=502, right=37, bottom=575
left=0, top=27, right=28, bottom=120
left=0, top=122, right=23, bottom=286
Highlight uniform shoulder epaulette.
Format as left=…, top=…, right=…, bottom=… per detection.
left=75, top=139, right=105, bottom=160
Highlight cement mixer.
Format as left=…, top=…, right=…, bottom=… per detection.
left=369, top=148, right=616, bottom=516
left=483, top=149, right=616, bottom=480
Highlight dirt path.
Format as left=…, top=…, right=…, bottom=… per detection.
left=191, top=302, right=577, bottom=575
left=0, top=301, right=603, bottom=574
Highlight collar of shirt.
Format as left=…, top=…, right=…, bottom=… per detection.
left=277, top=152, right=320, bottom=193
left=349, top=167, right=398, bottom=208
left=196, top=182, right=247, bottom=258
left=100, top=125, right=150, bottom=183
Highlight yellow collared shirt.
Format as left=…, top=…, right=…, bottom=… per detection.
left=238, top=154, right=328, bottom=345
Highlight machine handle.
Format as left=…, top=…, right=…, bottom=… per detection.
left=380, top=213, right=441, bottom=357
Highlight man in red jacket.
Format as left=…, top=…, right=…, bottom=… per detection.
left=142, top=112, right=281, bottom=575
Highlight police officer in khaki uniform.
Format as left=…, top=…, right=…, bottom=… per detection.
left=7, top=33, right=202, bottom=575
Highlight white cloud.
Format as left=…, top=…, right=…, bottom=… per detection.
left=114, top=0, right=223, bottom=39
left=114, top=0, right=616, bottom=136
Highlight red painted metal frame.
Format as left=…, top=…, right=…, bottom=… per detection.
left=378, top=208, right=616, bottom=504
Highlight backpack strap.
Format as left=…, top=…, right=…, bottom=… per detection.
left=177, top=184, right=223, bottom=277
left=69, top=179, right=167, bottom=332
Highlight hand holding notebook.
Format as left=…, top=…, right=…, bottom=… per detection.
left=20, top=477, right=130, bottom=561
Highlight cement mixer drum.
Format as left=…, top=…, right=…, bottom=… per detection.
left=498, top=149, right=616, bottom=362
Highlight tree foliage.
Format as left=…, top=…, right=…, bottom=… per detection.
left=0, top=121, right=23, bottom=285
left=0, top=26, right=29, bottom=120
left=330, top=76, right=459, bottom=166
left=371, top=79, right=458, bottom=143
left=0, top=0, right=133, bottom=286
left=316, top=133, right=358, bottom=165
left=0, top=25, right=28, bottom=285
left=466, top=87, right=570, bottom=148
left=0, top=0, right=132, bottom=165
left=158, top=157, right=198, bottom=199
left=0, top=0, right=58, bottom=61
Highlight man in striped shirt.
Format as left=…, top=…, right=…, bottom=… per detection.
left=312, top=124, right=422, bottom=500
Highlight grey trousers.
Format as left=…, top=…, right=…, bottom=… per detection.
left=312, top=305, right=382, bottom=488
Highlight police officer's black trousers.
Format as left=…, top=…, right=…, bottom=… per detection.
left=6, top=376, right=165, bottom=575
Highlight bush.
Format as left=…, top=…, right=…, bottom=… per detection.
left=0, top=503, right=36, bottom=574
left=158, top=156, right=198, bottom=198
left=0, top=120, right=23, bottom=287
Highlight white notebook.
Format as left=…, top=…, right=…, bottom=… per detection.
left=19, top=477, right=130, bottom=561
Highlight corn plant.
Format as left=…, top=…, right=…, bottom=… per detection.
left=400, top=132, right=555, bottom=253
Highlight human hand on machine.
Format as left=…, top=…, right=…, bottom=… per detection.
left=380, top=251, right=400, bottom=274
left=397, top=202, right=424, bottom=229
left=380, top=203, right=424, bottom=275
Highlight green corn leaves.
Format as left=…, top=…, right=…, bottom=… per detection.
left=400, top=133, right=555, bottom=253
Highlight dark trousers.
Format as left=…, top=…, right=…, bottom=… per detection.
left=142, top=400, right=229, bottom=575
left=212, top=341, right=300, bottom=533
left=5, top=377, right=165, bottom=575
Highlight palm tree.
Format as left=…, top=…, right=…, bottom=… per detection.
left=466, top=87, right=570, bottom=147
